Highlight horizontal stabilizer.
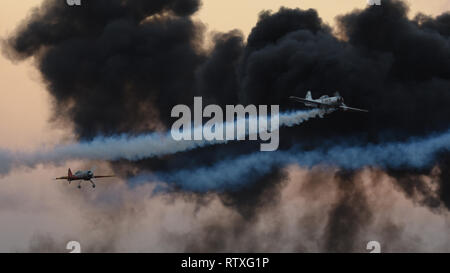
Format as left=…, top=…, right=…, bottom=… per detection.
left=340, top=105, right=369, bottom=112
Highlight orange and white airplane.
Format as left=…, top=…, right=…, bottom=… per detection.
left=56, top=168, right=114, bottom=189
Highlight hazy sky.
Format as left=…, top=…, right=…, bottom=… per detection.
left=1, top=0, right=449, bottom=149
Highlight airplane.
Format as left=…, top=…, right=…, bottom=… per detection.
left=56, top=168, right=114, bottom=189
left=289, top=91, right=368, bottom=112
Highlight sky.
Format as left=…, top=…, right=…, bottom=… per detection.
left=1, top=0, right=450, bottom=253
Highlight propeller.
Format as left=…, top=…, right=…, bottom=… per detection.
left=334, top=91, right=341, bottom=97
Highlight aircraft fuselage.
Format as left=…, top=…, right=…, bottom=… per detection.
left=69, top=170, right=94, bottom=181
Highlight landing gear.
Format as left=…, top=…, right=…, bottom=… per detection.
left=74, top=180, right=96, bottom=189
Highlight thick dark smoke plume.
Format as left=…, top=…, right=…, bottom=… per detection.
left=4, top=0, right=450, bottom=251
left=5, top=0, right=206, bottom=138
left=241, top=1, right=450, bottom=143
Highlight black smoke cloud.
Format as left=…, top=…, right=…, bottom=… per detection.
left=5, top=0, right=206, bottom=138
left=4, top=0, right=450, bottom=251
left=240, top=1, right=450, bottom=143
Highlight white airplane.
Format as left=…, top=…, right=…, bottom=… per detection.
left=56, top=168, right=114, bottom=189
left=289, top=91, right=368, bottom=112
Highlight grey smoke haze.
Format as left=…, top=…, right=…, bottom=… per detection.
left=2, top=165, right=450, bottom=252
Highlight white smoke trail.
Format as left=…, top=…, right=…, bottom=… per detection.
left=0, top=109, right=328, bottom=175
left=131, top=128, right=450, bottom=192
left=278, top=108, right=332, bottom=127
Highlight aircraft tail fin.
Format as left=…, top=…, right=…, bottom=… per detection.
left=68, top=168, right=73, bottom=178
left=306, top=91, right=312, bottom=100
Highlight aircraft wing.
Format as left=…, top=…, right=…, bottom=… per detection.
left=289, top=96, right=334, bottom=108
left=93, top=175, right=115, bottom=179
left=55, top=176, right=68, bottom=180
left=339, top=105, right=369, bottom=113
